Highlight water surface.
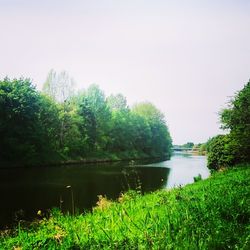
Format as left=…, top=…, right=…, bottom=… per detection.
left=145, top=153, right=210, bottom=188
left=0, top=153, right=209, bottom=228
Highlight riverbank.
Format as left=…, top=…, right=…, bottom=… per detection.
left=1, top=165, right=249, bottom=249
left=0, top=151, right=170, bottom=169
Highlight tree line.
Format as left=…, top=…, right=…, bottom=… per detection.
left=0, top=72, right=172, bottom=166
left=207, top=80, right=250, bottom=170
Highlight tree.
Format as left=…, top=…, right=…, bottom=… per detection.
left=220, top=81, right=250, bottom=163
left=207, top=80, right=250, bottom=169
left=106, top=94, right=132, bottom=153
left=77, top=95, right=97, bottom=152
left=77, top=84, right=111, bottom=153
left=36, top=94, right=61, bottom=158
left=132, top=102, right=165, bottom=124
left=42, top=69, right=57, bottom=100
left=43, top=70, right=76, bottom=155
left=42, top=69, right=75, bottom=103
left=107, top=94, right=128, bottom=111
left=58, top=101, right=84, bottom=157
left=207, top=135, right=238, bottom=170
left=131, top=102, right=172, bottom=158
left=0, top=77, right=173, bottom=165
left=181, top=142, right=194, bottom=149
left=107, top=109, right=133, bottom=153
left=0, top=78, right=60, bottom=164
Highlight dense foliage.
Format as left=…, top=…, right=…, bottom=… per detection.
left=207, top=81, right=250, bottom=169
left=0, top=78, right=61, bottom=165
left=1, top=166, right=249, bottom=249
left=0, top=77, right=172, bottom=166
left=206, top=134, right=237, bottom=170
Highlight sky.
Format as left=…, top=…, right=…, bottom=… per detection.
left=0, top=0, right=250, bottom=144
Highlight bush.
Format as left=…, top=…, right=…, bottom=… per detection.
left=207, top=81, right=250, bottom=170
left=207, top=134, right=238, bottom=170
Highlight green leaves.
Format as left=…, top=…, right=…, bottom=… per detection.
left=208, top=81, right=250, bottom=169
left=0, top=78, right=43, bottom=163
left=131, top=102, right=172, bottom=158
left=207, top=134, right=236, bottom=170
left=0, top=78, right=172, bottom=165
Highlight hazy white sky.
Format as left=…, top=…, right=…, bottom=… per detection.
left=1, top=0, right=249, bottom=144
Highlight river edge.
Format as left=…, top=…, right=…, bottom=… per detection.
left=0, top=154, right=206, bottom=229
left=0, top=154, right=170, bottom=169
left=1, top=165, right=249, bottom=249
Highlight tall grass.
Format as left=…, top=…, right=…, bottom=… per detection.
left=1, top=165, right=249, bottom=249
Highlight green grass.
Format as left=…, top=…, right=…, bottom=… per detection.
left=1, top=165, right=250, bottom=249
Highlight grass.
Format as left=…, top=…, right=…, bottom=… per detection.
left=1, top=165, right=249, bottom=249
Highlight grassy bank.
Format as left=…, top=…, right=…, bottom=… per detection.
left=1, top=165, right=249, bottom=249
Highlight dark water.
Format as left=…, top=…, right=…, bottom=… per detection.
left=0, top=161, right=169, bottom=228
left=0, top=154, right=209, bottom=228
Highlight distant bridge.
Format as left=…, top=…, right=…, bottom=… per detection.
left=172, top=147, right=198, bottom=152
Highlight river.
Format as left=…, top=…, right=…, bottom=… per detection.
left=0, top=153, right=209, bottom=228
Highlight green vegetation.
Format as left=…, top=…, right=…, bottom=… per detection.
left=0, top=74, right=248, bottom=249
left=0, top=74, right=172, bottom=167
left=207, top=81, right=250, bottom=170
left=193, top=143, right=207, bottom=155
left=1, top=166, right=249, bottom=249
left=181, top=142, right=194, bottom=149
left=0, top=78, right=61, bottom=165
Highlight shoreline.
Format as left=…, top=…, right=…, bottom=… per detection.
left=1, top=165, right=249, bottom=249
left=0, top=155, right=170, bottom=169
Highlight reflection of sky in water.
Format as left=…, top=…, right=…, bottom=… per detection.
left=0, top=154, right=208, bottom=227
left=144, top=153, right=210, bottom=188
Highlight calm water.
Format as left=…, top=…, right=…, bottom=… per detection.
left=145, top=153, right=210, bottom=188
left=0, top=153, right=209, bottom=228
